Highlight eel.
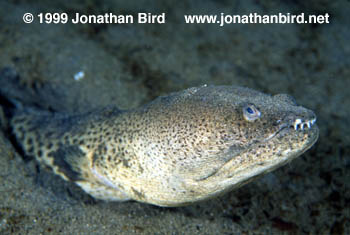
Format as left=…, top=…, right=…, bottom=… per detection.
left=1, top=75, right=319, bottom=207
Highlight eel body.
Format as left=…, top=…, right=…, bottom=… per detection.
left=7, top=85, right=318, bottom=206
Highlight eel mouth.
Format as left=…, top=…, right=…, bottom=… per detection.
left=291, top=117, right=317, bottom=130
left=264, top=117, right=317, bottom=142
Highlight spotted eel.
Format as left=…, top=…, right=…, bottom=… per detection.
left=4, top=84, right=319, bottom=207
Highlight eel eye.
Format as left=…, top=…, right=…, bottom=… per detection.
left=243, top=104, right=261, bottom=122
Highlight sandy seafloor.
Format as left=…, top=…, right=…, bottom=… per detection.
left=0, top=0, right=349, bottom=234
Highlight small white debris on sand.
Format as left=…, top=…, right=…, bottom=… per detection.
left=74, top=71, right=85, bottom=81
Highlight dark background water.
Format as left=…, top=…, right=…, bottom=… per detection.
left=0, top=0, right=349, bottom=234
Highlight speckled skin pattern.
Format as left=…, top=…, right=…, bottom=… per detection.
left=10, top=85, right=319, bottom=207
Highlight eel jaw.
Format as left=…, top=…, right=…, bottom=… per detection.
left=198, top=115, right=318, bottom=182
left=265, top=116, right=317, bottom=142
left=293, top=117, right=316, bottom=130
left=198, top=114, right=319, bottom=187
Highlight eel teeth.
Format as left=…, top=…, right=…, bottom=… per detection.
left=293, top=118, right=316, bottom=130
